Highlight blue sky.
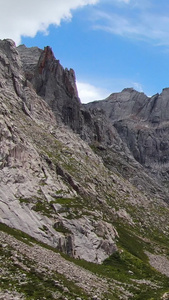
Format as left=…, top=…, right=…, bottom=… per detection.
left=1, top=0, right=169, bottom=102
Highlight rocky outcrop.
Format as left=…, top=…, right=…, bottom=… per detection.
left=18, top=44, right=83, bottom=132
left=17, top=44, right=43, bottom=81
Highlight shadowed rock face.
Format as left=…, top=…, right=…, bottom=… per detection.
left=85, top=88, right=169, bottom=188
left=17, top=44, right=43, bottom=81
left=18, top=44, right=83, bottom=133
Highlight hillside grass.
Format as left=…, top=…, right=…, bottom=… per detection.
left=1, top=222, right=169, bottom=299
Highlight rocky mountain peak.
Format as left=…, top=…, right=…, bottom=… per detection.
left=38, top=46, right=54, bottom=72
left=18, top=43, right=81, bottom=132
left=17, top=44, right=43, bottom=81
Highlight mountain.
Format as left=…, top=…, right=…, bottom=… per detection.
left=1, top=39, right=169, bottom=299
left=17, top=44, right=169, bottom=199
left=86, top=88, right=169, bottom=185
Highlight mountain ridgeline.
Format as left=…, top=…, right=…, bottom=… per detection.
left=1, top=39, right=169, bottom=299
left=18, top=42, right=169, bottom=199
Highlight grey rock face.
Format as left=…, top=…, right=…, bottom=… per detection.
left=18, top=44, right=83, bottom=132
left=86, top=88, right=169, bottom=195
left=17, top=44, right=43, bottom=81
left=0, top=39, right=24, bottom=98
left=86, top=88, right=149, bottom=122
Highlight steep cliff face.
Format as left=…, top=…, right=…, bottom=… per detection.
left=18, top=44, right=83, bottom=133
left=86, top=88, right=169, bottom=196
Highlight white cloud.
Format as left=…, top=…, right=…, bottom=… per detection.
left=93, top=11, right=139, bottom=36
left=132, top=82, right=143, bottom=93
left=77, top=79, right=145, bottom=103
left=119, top=0, right=130, bottom=3
left=103, top=0, right=130, bottom=5
left=77, top=81, right=109, bottom=103
left=0, top=0, right=99, bottom=45
left=92, top=3, right=169, bottom=46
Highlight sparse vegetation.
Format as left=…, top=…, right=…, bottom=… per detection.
left=18, top=197, right=30, bottom=204
left=32, top=200, right=54, bottom=217
left=0, top=241, right=88, bottom=300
